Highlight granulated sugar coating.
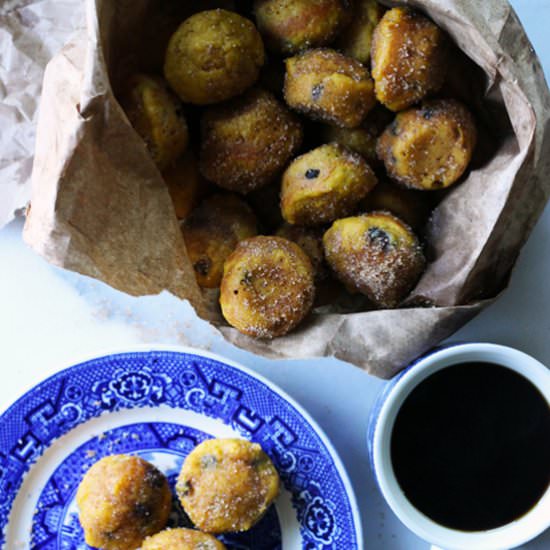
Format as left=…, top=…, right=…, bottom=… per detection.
left=359, top=179, right=432, bottom=231
left=276, top=222, right=328, bottom=280
left=176, top=439, right=280, bottom=533
left=321, top=104, right=394, bottom=165
left=335, top=0, right=385, bottom=64
left=164, top=9, right=265, bottom=105
left=219, top=236, right=315, bottom=338
left=254, top=0, right=351, bottom=55
left=281, top=143, right=377, bottom=226
left=371, top=7, right=447, bottom=111
left=182, top=194, right=258, bottom=289
left=142, top=527, right=226, bottom=549
left=377, top=99, right=477, bottom=190
left=284, top=48, right=377, bottom=128
left=76, top=455, right=171, bottom=550
left=121, top=74, right=189, bottom=171
left=200, top=88, right=303, bottom=193
left=323, top=212, right=426, bottom=308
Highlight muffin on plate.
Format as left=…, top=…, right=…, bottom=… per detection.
left=76, top=455, right=171, bottom=550
left=176, top=438, right=280, bottom=532
left=141, top=527, right=226, bottom=549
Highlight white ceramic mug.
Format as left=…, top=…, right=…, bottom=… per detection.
left=367, top=343, right=550, bottom=550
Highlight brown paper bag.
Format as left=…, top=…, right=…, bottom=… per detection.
left=0, top=0, right=84, bottom=226
left=23, top=0, right=550, bottom=378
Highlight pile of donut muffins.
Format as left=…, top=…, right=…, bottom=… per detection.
left=76, top=439, right=279, bottom=549
left=121, top=0, right=478, bottom=339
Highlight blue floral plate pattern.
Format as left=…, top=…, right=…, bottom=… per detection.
left=0, top=348, right=362, bottom=549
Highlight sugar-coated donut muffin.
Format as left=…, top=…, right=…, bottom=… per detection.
left=284, top=48, right=376, bottom=128
left=76, top=455, right=171, bottom=550
left=141, top=528, right=226, bottom=550
left=321, top=125, right=378, bottom=164
left=320, top=105, right=393, bottom=165
left=176, top=438, right=280, bottom=532
left=164, top=10, right=265, bottom=105
left=281, top=143, right=377, bottom=226
left=371, top=7, right=447, bottom=111
left=182, top=194, right=258, bottom=288
left=276, top=223, right=327, bottom=280
left=163, top=150, right=207, bottom=220
left=323, top=212, right=425, bottom=307
left=254, top=0, right=350, bottom=55
left=220, top=236, right=315, bottom=338
left=377, top=99, right=477, bottom=190
left=360, top=179, right=432, bottom=230
left=122, top=74, right=188, bottom=170
left=200, top=88, right=302, bottom=193
left=335, top=0, right=385, bottom=64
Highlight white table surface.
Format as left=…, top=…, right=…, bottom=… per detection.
left=1, top=1, right=549, bottom=548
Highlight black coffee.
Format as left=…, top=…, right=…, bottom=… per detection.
left=390, top=362, right=550, bottom=531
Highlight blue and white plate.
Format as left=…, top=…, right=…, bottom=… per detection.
left=0, top=347, right=362, bottom=549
